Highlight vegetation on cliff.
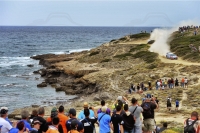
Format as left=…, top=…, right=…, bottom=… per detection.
left=170, top=30, right=200, bottom=62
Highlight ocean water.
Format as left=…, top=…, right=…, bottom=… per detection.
left=0, top=26, right=157, bottom=112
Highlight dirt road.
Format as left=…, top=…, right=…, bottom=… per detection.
left=159, top=56, right=200, bottom=66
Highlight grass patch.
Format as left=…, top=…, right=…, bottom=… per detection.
left=170, top=32, right=200, bottom=62
left=89, top=51, right=99, bottom=56
left=132, top=51, right=158, bottom=63
left=129, top=33, right=150, bottom=39
left=113, top=53, right=133, bottom=59
left=100, top=59, right=111, bottom=63
left=129, top=44, right=149, bottom=52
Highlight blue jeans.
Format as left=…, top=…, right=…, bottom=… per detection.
left=124, top=129, right=133, bottom=133
left=132, top=126, right=142, bottom=133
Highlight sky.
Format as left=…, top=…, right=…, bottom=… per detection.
left=0, top=0, right=200, bottom=27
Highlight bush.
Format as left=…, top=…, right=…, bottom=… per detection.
left=129, top=33, right=150, bottom=39
left=132, top=51, right=158, bottom=63
left=129, top=44, right=149, bottom=52
left=114, top=53, right=133, bottom=59
left=89, top=51, right=99, bottom=56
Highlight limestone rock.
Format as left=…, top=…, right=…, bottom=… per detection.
left=37, top=82, right=47, bottom=87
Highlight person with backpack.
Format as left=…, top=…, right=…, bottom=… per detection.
left=129, top=98, right=143, bottom=133
left=122, top=104, right=135, bottom=133
left=141, top=97, right=157, bottom=133
left=184, top=111, right=200, bottom=133
left=167, top=97, right=172, bottom=111
left=80, top=108, right=97, bottom=133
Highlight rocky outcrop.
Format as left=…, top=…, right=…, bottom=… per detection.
left=37, top=82, right=47, bottom=87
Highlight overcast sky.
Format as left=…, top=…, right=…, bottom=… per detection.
left=0, top=0, right=200, bottom=26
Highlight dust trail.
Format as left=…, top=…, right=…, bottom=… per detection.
left=149, top=20, right=200, bottom=56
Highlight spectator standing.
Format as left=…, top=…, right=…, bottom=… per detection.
left=141, top=98, right=157, bottom=133
left=185, top=77, right=188, bottom=88
left=35, top=107, right=48, bottom=133
left=58, top=105, right=69, bottom=133
left=78, top=102, right=95, bottom=120
left=184, top=111, right=200, bottom=133
left=46, top=117, right=60, bottom=133
left=97, top=106, right=111, bottom=133
left=181, top=77, right=185, bottom=88
left=167, top=97, right=172, bottom=111
left=129, top=98, right=143, bottom=133
left=30, top=118, right=42, bottom=133
left=175, top=99, right=179, bottom=111
left=80, top=108, right=97, bottom=133
left=20, top=110, right=32, bottom=131
left=110, top=105, right=124, bottom=133
left=175, top=78, right=179, bottom=87
left=0, top=107, right=12, bottom=133
left=122, top=104, right=135, bottom=133
left=66, top=108, right=84, bottom=133
left=97, top=100, right=111, bottom=115
left=148, top=81, right=151, bottom=90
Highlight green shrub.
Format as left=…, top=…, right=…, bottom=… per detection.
left=114, top=53, right=133, bottom=59
left=129, top=33, right=150, bottom=39
left=132, top=51, right=158, bottom=63
left=89, top=51, right=99, bottom=56
left=129, top=44, right=149, bottom=52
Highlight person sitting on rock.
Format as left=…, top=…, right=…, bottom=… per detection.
left=77, top=102, right=95, bottom=120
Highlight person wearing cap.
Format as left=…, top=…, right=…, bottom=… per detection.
left=129, top=98, right=143, bottom=133
left=77, top=102, right=95, bottom=120
left=69, top=119, right=79, bottom=133
left=58, top=105, right=69, bottom=133
left=0, top=107, right=13, bottom=133
left=30, top=118, right=42, bottom=133
left=46, top=117, right=60, bottom=133
left=66, top=108, right=84, bottom=133
left=97, top=106, right=111, bottom=133
left=20, top=110, right=32, bottom=131
left=46, top=107, right=63, bottom=133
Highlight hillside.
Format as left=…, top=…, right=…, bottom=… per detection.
left=22, top=31, right=200, bottom=132
left=170, top=29, right=200, bottom=62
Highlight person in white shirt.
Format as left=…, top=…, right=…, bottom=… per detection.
left=0, top=107, right=13, bottom=133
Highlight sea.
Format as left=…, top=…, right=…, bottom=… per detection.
left=0, top=26, right=157, bottom=112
